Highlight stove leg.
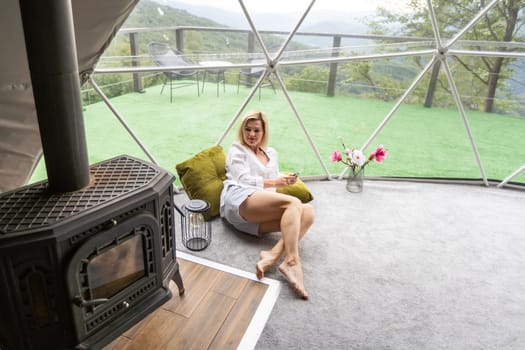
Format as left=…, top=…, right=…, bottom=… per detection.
left=172, top=263, right=185, bottom=296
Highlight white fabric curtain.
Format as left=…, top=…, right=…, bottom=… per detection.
left=0, top=0, right=139, bottom=193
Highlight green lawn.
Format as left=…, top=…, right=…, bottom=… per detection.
left=30, top=82, right=525, bottom=185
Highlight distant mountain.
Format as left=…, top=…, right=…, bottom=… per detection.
left=150, top=0, right=249, bottom=28
left=298, top=19, right=370, bottom=47
left=151, top=1, right=371, bottom=30
left=123, top=0, right=221, bottom=28
left=149, top=0, right=373, bottom=48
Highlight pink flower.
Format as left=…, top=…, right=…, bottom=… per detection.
left=330, top=150, right=342, bottom=162
left=369, top=145, right=387, bottom=163
left=331, top=140, right=388, bottom=170
left=350, top=149, right=366, bottom=166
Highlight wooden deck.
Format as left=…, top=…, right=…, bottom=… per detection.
left=104, top=257, right=272, bottom=350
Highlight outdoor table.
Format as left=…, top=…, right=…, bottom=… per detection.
left=199, top=60, right=233, bottom=96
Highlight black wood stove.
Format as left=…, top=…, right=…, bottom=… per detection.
left=0, top=1, right=184, bottom=349
left=0, top=155, right=184, bottom=350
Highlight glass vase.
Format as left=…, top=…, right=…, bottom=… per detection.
left=346, top=166, right=364, bottom=193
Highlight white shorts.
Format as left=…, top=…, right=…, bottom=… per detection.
left=220, top=184, right=259, bottom=236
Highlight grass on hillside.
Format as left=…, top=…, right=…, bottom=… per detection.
left=30, top=81, right=525, bottom=186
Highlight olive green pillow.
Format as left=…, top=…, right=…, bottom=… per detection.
left=175, top=145, right=226, bottom=220
left=277, top=177, right=314, bottom=203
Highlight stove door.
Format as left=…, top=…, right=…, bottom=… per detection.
left=66, top=212, right=162, bottom=342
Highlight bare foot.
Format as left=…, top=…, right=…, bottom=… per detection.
left=278, top=260, right=308, bottom=300
left=256, top=250, right=280, bottom=279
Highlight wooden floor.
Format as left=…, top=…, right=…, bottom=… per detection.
left=103, top=258, right=268, bottom=350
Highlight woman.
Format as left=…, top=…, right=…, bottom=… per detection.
left=220, top=110, right=314, bottom=299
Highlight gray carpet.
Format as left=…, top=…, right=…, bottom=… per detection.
left=174, top=180, right=525, bottom=350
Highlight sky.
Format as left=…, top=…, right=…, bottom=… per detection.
left=160, top=0, right=412, bottom=14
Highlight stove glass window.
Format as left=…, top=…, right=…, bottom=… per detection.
left=87, top=235, right=146, bottom=299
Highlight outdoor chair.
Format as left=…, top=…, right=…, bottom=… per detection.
left=237, top=59, right=276, bottom=100
left=147, top=42, right=200, bottom=102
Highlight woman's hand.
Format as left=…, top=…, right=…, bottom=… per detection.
left=278, top=174, right=298, bottom=187
left=287, top=173, right=299, bottom=185
left=264, top=174, right=298, bottom=188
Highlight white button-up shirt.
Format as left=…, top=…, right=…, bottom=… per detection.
left=223, top=142, right=280, bottom=191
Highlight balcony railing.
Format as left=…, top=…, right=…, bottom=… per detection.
left=112, top=25, right=438, bottom=96
left=77, top=24, right=525, bottom=189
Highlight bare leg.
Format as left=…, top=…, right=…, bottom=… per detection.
left=256, top=203, right=314, bottom=279
left=279, top=260, right=307, bottom=299
left=240, top=193, right=314, bottom=299
left=256, top=240, right=283, bottom=279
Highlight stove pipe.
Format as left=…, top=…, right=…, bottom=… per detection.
left=19, top=0, right=90, bottom=193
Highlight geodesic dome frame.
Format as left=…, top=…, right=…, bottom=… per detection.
left=1, top=0, right=524, bottom=193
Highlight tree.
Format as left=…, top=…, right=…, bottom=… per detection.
left=371, top=0, right=524, bottom=113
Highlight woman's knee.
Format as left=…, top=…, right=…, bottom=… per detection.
left=302, top=203, right=315, bottom=225
left=284, top=196, right=303, bottom=213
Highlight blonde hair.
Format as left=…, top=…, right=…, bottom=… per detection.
left=237, top=110, right=269, bottom=148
